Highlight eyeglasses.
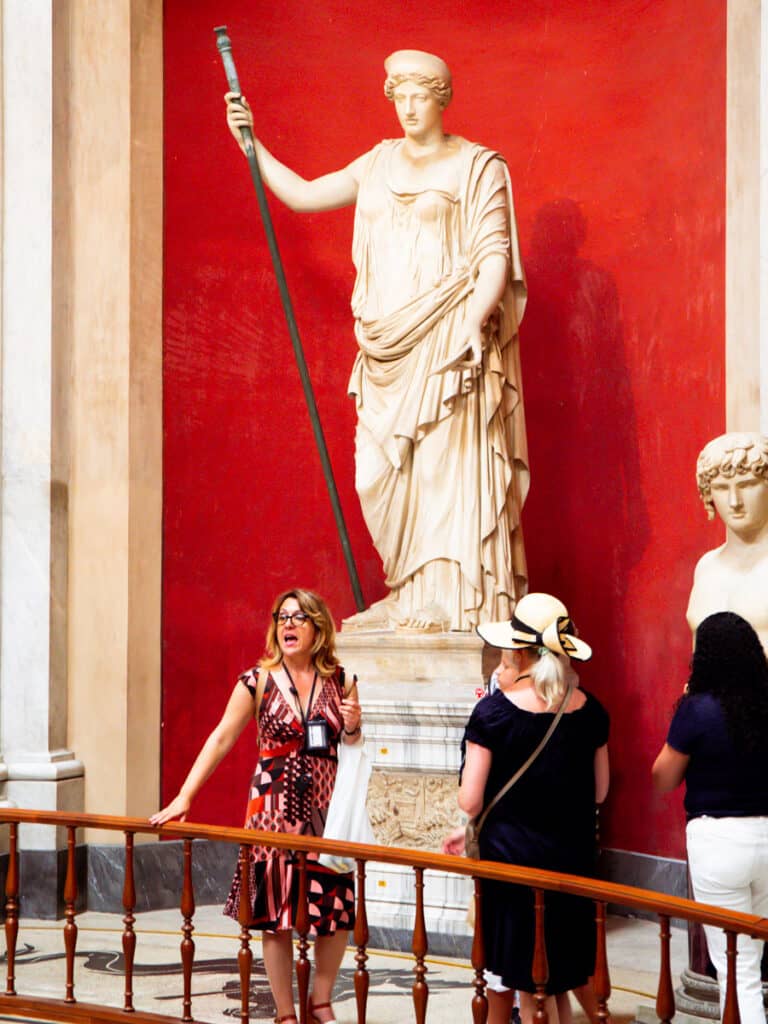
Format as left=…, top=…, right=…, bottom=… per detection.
left=273, top=611, right=312, bottom=627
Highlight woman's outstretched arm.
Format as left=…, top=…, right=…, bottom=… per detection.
left=150, top=681, right=256, bottom=825
left=225, top=93, right=364, bottom=212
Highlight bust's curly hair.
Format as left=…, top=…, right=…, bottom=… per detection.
left=696, top=432, right=768, bottom=519
left=384, top=72, right=452, bottom=109
left=685, top=611, right=768, bottom=753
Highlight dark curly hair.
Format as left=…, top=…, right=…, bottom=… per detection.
left=685, top=612, right=768, bottom=752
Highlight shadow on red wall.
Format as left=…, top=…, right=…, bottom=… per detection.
left=522, top=197, right=652, bottom=851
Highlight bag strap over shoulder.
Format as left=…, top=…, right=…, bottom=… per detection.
left=475, top=685, right=573, bottom=834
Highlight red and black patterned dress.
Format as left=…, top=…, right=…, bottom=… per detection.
left=223, top=666, right=355, bottom=935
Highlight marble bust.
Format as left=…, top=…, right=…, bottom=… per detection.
left=226, top=50, right=529, bottom=632
left=686, top=432, right=768, bottom=651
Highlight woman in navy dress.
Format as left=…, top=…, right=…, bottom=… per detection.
left=456, top=592, right=609, bottom=1024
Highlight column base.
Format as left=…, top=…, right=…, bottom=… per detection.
left=5, top=760, right=84, bottom=851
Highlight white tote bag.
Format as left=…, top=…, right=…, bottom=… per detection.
left=318, top=738, right=376, bottom=873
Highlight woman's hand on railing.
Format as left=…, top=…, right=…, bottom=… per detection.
left=149, top=793, right=191, bottom=826
left=441, top=824, right=466, bottom=856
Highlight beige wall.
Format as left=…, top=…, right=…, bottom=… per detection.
left=61, top=0, right=163, bottom=829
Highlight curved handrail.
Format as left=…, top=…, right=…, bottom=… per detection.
left=2, top=806, right=767, bottom=939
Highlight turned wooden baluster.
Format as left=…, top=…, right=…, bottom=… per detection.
left=723, top=931, right=741, bottom=1024
left=593, top=900, right=611, bottom=1024
left=354, top=858, right=370, bottom=1024
left=122, top=832, right=136, bottom=1012
left=63, top=825, right=78, bottom=1003
left=4, top=822, right=18, bottom=997
left=470, top=877, right=488, bottom=1024
left=237, top=844, right=253, bottom=1024
left=412, top=866, right=429, bottom=1024
left=656, top=914, right=675, bottom=1024
left=295, top=852, right=311, bottom=1024
left=532, top=889, right=549, bottom=1024
left=180, top=838, right=196, bottom=1023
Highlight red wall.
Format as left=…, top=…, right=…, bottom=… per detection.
left=163, top=0, right=726, bottom=861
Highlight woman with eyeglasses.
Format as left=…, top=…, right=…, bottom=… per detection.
left=151, top=588, right=362, bottom=1024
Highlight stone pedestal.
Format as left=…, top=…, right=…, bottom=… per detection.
left=337, top=629, right=484, bottom=955
left=337, top=628, right=486, bottom=690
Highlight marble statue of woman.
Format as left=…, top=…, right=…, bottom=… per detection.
left=687, top=432, right=768, bottom=651
left=226, top=50, right=529, bottom=632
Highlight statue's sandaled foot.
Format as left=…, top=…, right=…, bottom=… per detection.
left=394, top=603, right=449, bottom=634
left=342, top=596, right=400, bottom=632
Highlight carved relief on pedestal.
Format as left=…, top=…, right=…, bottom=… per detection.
left=367, top=769, right=459, bottom=850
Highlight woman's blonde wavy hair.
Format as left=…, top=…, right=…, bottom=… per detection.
left=529, top=648, right=568, bottom=709
left=260, top=588, right=339, bottom=678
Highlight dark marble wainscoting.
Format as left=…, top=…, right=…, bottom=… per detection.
left=0, top=846, right=88, bottom=919
left=0, top=840, right=236, bottom=920
left=87, top=839, right=238, bottom=913
left=599, top=847, right=687, bottom=923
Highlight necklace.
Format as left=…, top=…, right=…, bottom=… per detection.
left=512, top=673, right=531, bottom=686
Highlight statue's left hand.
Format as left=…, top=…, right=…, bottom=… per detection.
left=447, top=325, right=483, bottom=375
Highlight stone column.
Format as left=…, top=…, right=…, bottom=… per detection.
left=726, top=0, right=764, bottom=432
left=1, top=0, right=84, bottom=880
left=0, top=0, right=162, bottom=911
left=62, top=0, right=163, bottom=835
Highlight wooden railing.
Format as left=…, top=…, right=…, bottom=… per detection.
left=1, top=809, right=767, bottom=1024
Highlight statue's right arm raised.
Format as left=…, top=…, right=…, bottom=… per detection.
left=225, top=93, right=364, bottom=212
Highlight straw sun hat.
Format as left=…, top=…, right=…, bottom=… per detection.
left=476, top=592, right=592, bottom=662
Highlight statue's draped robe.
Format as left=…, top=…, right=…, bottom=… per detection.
left=348, top=138, right=529, bottom=630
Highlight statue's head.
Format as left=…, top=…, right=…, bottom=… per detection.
left=696, top=431, right=768, bottom=521
left=383, top=50, right=453, bottom=110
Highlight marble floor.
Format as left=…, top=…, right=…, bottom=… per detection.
left=0, top=907, right=687, bottom=1023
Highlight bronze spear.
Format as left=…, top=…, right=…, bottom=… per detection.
left=214, top=25, right=365, bottom=612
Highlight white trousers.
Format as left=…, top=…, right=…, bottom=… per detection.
left=687, top=816, right=768, bottom=1024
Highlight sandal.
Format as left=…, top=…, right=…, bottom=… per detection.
left=309, top=1001, right=336, bottom=1024
left=274, top=1016, right=297, bottom=1023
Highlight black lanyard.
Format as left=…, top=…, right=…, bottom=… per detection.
left=283, top=665, right=318, bottom=730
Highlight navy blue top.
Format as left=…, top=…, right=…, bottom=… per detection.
left=667, top=692, right=768, bottom=819
left=462, top=689, right=609, bottom=874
